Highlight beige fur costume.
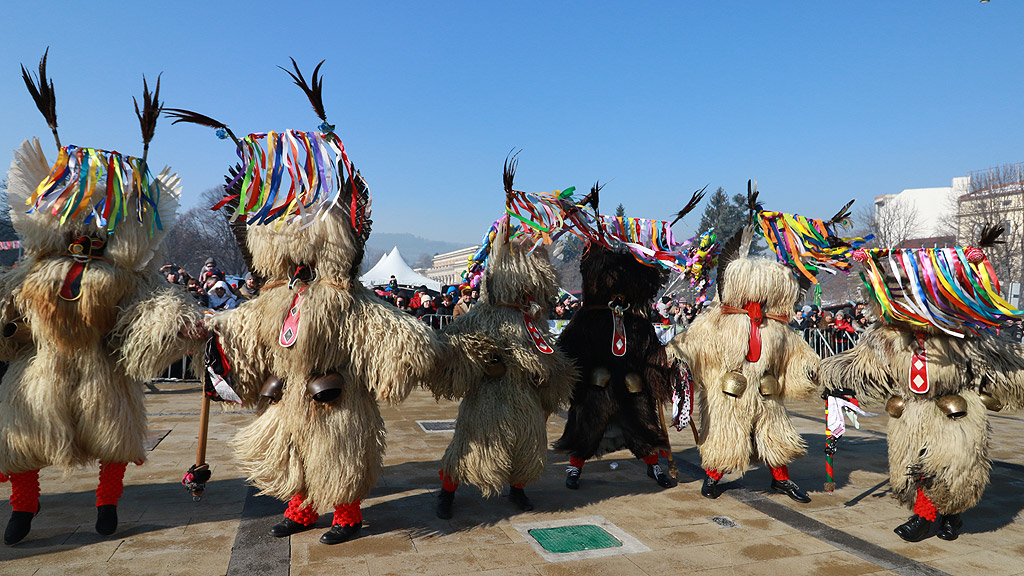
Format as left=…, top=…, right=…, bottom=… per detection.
left=0, top=138, right=201, bottom=474
left=820, top=319, right=1024, bottom=516
left=668, top=230, right=818, bottom=491
left=432, top=223, right=577, bottom=501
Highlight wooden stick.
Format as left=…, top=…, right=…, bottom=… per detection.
left=196, top=392, right=211, bottom=467
left=657, top=401, right=678, bottom=479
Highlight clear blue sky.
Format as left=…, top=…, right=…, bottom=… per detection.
left=2, top=1, right=1020, bottom=245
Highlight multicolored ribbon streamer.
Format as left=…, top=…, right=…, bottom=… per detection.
left=757, top=210, right=871, bottom=283
left=27, top=145, right=163, bottom=234
left=218, top=129, right=367, bottom=230
left=856, top=246, right=1024, bottom=335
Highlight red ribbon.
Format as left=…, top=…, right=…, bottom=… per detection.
left=743, top=301, right=763, bottom=362
left=909, top=331, right=929, bottom=394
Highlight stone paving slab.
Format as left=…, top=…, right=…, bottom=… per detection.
left=0, top=384, right=1021, bottom=575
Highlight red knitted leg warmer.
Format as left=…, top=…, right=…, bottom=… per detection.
left=439, top=470, right=459, bottom=492
left=332, top=501, right=362, bottom=526
left=705, top=468, right=723, bottom=481
left=913, top=489, right=938, bottom=522
left=770, top=466, right=790, bottom=482
left=96, top=462, right=127, bottom=507
left=641, top=454, right=660, bottom=465
left=9, top=470, right=40, bottom=513
left=569, top=457, right=586, bottom=469
left=283, top=494, right=319, bottom=526
left=510, top=483, right=525, bottom=489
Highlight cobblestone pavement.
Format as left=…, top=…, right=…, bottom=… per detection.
left=2, top=382, right=1022, bottom=575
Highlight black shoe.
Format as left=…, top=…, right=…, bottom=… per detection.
left=269, top=518, right=316, bottom=538
left=509, top=487, right=534, bottom=511
left=436, top=489, right=455, bottom=519
left=95, top=505, right=118, bottom=536
left=771, top=479, right=811, bottom=503
left=701, top=476, right=720, bottom=499
left=936, top=514, right=962, bottom=541
left=894, top=515, right=934, bottom=542
left=319, top=522, right=361, bottom=545
left=647, top=464, right=674, bottom=488
left=565, top=466, right=581, bottom=490
left=4, top=507, right=37, bottom=546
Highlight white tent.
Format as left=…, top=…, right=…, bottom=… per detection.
left=360, top=246, right=441, bottom=291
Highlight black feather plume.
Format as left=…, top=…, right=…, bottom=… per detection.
left=279, top=58, right=327, bottom=122
left=827, top=199, right=856, bottom=226
left=134, top=74, right=162, bottom=165
left=979, top=223, right=1006, bottom=247
left=670, top=184, right=708, bottom=226
left=579, top=181, right=603, bottom=214
left=163, top=108, right=240, bottom=148
left=21, top=48, right=60, bottom=149
left=503, top=149, right=520, bottom=204
left=745, top=179, right=762, bottom=223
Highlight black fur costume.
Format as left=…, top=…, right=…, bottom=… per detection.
left=554, top=243, right=674, bottom=460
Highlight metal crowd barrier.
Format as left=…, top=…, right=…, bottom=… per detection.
left=801, top=328, right=859, bottom=358
left=419, top=314, right=455, bottom=330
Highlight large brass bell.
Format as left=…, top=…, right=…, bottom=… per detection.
left=483, top=353, right=506, bottom=378
left=885, top=395, right=906, bottom=418
left=307, top=372, right=344, bottom=403
left=935, top=394, right=968, bottom=419
left=591, top=367, right=611, bottom=388
left=759, top=374, right=779, bottom=397
left=260, top=376, right=285, bottom=404
left=625, top=372, right=643, bottom=393
left=979, top=391, right=1003, bottom=412
left=722, top=371, right=747, bottom=398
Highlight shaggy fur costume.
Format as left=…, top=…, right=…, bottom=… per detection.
left=211, top=194, right=479, bottom=512
left=553, top=243, right=674, bottom=460
left=0, top=138, right=203, bottom=474
left=433, top=226, right=578, bottom=497
left=668, top=255, right=819, bottom=475
left=819, top=320, right=1024, bottom=514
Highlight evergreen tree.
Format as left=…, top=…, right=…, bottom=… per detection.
left=614, top=203, right=625, bottom=218
left=696, top=187, right=764, bottom=255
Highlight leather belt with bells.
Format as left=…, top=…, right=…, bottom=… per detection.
left=609, top=295, right=629, bottom=357
left=721, top=302, right=788, bottom=363
left=279, top=263, right=315, bottom=348
left=909, top=331, right=929, bottom=394
left=60, top=236, right=106, bottom=301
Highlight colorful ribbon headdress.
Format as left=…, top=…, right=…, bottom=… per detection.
left=20, top=50, right=166, bottom=234
left=164, top=59, right=370, bottom=234
left=853, top=224, right=1024, bottom=336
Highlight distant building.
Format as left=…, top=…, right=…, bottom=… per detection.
left=874, top=184, right=959, bottom=243
left=417, top=245, right=480, bottom=286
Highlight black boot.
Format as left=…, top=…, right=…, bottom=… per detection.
left=436, top=489, right=455, bottom=519
left=771, top=479, right=811, bottom=503
left=319, top=522, right=361, bottom=545
left=936, top=514, right=962, bottom=541
left=4, top=508, right=37, bottom=546
left=565, top=466, right=581, bottom=490
left=701, top=476, right=720, bottom=499
left=508, top=487, right=534, bottom=511
left=647, top=464, right=674, bottom=488
left=96, top=505, right=118, bottom=536
left=269, top=518, right=315, bottom=538
left=894, top=515, right=934, bottom=542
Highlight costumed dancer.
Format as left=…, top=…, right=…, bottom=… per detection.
left=167, top=60, right=475, bottom=545
left=819, top=225, right=1024, bottom=542
left=553, top=185, right=708, bottom=489
left=431, top=157, right=578, bottom=518
left=0, top=52, right=204, bottom=544
left=668, top=186, right=866, bottom=502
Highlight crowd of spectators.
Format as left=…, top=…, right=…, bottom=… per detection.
left=790, top=303, right=870, bottom=333
left=160, top=257, right=261, bottom=311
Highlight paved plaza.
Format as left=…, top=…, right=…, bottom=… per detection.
left=2, top=381, right=1023, bottom=575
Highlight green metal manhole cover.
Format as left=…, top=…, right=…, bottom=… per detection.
left=528, top=524, right=623, bottom=553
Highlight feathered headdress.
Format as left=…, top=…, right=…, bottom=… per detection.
left=164, top=59, right=370, bottom=235
left=18, top=50, right=168, bottom=235
left=853, top=224, right=1023, bottom=336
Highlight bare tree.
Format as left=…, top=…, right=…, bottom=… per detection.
left=956, top=163, right=1024, bottom=297
left=163, top=187, right=246, bottom=276
left=855, top=195, right=923, bottom=248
